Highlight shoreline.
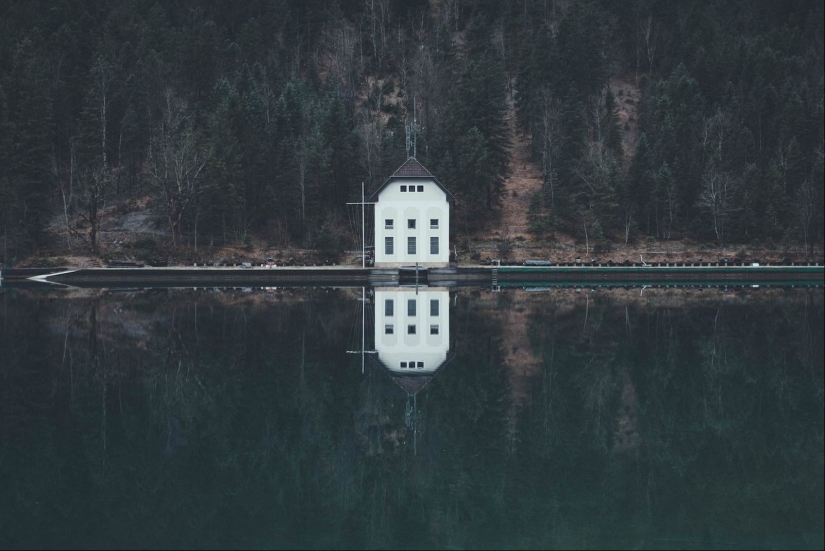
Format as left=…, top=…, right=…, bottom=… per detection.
left=2, top=264, right=822, bottom=289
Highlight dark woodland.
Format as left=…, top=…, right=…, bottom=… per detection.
left=0, top=0, right=822, bottom=260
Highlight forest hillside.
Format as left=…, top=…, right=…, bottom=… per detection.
left=0, top=0, right=822, bottom=266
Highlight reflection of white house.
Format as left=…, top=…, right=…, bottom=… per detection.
left=369, top=158, right=454, bottom=268
left=373, top=287, right=451, bottom=395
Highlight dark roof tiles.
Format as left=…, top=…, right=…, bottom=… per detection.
left=392, top=157, right=433, bottom=178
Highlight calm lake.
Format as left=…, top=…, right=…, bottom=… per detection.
left=1, top=286, right=822, bottom=549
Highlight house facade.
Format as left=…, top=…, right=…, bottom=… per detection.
left=370, top=158, right=454, bottom=268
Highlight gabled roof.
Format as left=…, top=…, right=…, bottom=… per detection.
left=368, top=157, right=455, bottom=202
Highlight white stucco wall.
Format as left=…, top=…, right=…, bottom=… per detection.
left=374, top=178, right=450, bottom=267
left=374, top=288, right=450, bottom=374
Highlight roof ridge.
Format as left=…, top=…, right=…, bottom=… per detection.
left=392, top=157, right=433, bottom=178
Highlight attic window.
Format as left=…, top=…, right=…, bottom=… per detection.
left=400, top=185, right=407, bottom=192
left=417, top=185, right=424, bottom=192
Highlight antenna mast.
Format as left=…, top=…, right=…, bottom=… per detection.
left=405, top=97, right=420, bottom=160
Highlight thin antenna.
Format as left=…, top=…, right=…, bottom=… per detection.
left=405, top=121, right=411, bottom=159
left=361, top=182, right=365, bottom=268
left=405, top=97, right=420, bottom=160
left=413, top=97, right=417, bottom=158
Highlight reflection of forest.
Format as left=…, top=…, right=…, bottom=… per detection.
left=0, top=288, right=822, bottom=549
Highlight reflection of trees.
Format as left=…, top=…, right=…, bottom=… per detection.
left=512, top=292, right=824, bottom=547
left=0, top=290, right=822, bottom=548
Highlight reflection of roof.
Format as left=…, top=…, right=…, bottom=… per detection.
left=371, top=353, right=456, bottom=396
left=391, top=375, right=434, bottom=395
left=368, top=157, right=455, bottom=202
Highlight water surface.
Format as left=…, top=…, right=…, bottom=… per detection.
left=0, top=286, right=822, bottom=549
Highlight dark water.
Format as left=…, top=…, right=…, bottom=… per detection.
left=0, top=286, right=822, bottom=550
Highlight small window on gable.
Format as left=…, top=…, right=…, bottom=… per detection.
left=400, top=185, right=407, bottom=192
left=408, top=325, right=416, bottom=335
left=417, top=185, right=424, bottom=192
left=385, top=325, right=394, bottom=335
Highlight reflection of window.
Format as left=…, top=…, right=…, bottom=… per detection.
left=430, top=218, right=439, bottom=229
left=417, top=361, right=424, bottom=368
left=417, top=185, right=424, bottom=192
left=400, top=185, right=407, bottom=192
left=408, top=237, right=416, bottom=254
left=430, top=325, right=439, bottom=335
left=385, top=219, right=393, bottom=229
left=385, top=299, right=394, bottom=316
left=385, top=325, right=394, bottom=334
left=408, top=325, right=416, bottom=335
left=430, top=299, right=439, bottom=316
left=430, top=236, right=439, bottom=255
left=385, top=237, right=394, bottom=255
left=408, top=219, right=416, bottom=229
left=408, top=300, right=416, bottom=316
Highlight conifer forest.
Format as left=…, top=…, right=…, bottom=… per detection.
left=0, top=0, right=822, bottom=261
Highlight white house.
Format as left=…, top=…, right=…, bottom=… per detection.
left=369, top=157, right=454, bottom=268
left=373, top=287, right=451, bottom=395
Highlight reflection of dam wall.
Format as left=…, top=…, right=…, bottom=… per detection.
left=374, top=288, right=450, bottom=392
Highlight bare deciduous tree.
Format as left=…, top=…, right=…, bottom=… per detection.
left=699, top=170, right=735, bottom=242
left=146, top=90, right=211, bottom=245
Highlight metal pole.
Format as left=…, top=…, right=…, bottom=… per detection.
left=361, top=286, right=365, bottom=374
left=361, top=181, right=365, bottom=269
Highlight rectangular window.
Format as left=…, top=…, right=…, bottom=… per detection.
left=385, top=219, right=393, bottom=229
left=430, top=236, right=439, bottom=255
left=385, top=237, right=394, bottom=255
left=408, top=236, right=416, bottom=255
left=417, top=185, right=424, bottom=192
left=417, top=361, right=424, bottom=368
left=430, top=218, right=439, bottom=229
left=407, top=299, right=416, bottom=316
left=400, top=361, right=407, bottom=368
left=408, top=219, right=416, bottom=229
left=407, top=325, right=416, bottom=335
left=430, top=325, right=439, bottom=335
left=385, top=299, right=394, bottom=316
left=385, top=325, right=394, bottom=335
left=400, top=185, right=407, bottom=192
left=430, top=299, right=439, bottom=316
